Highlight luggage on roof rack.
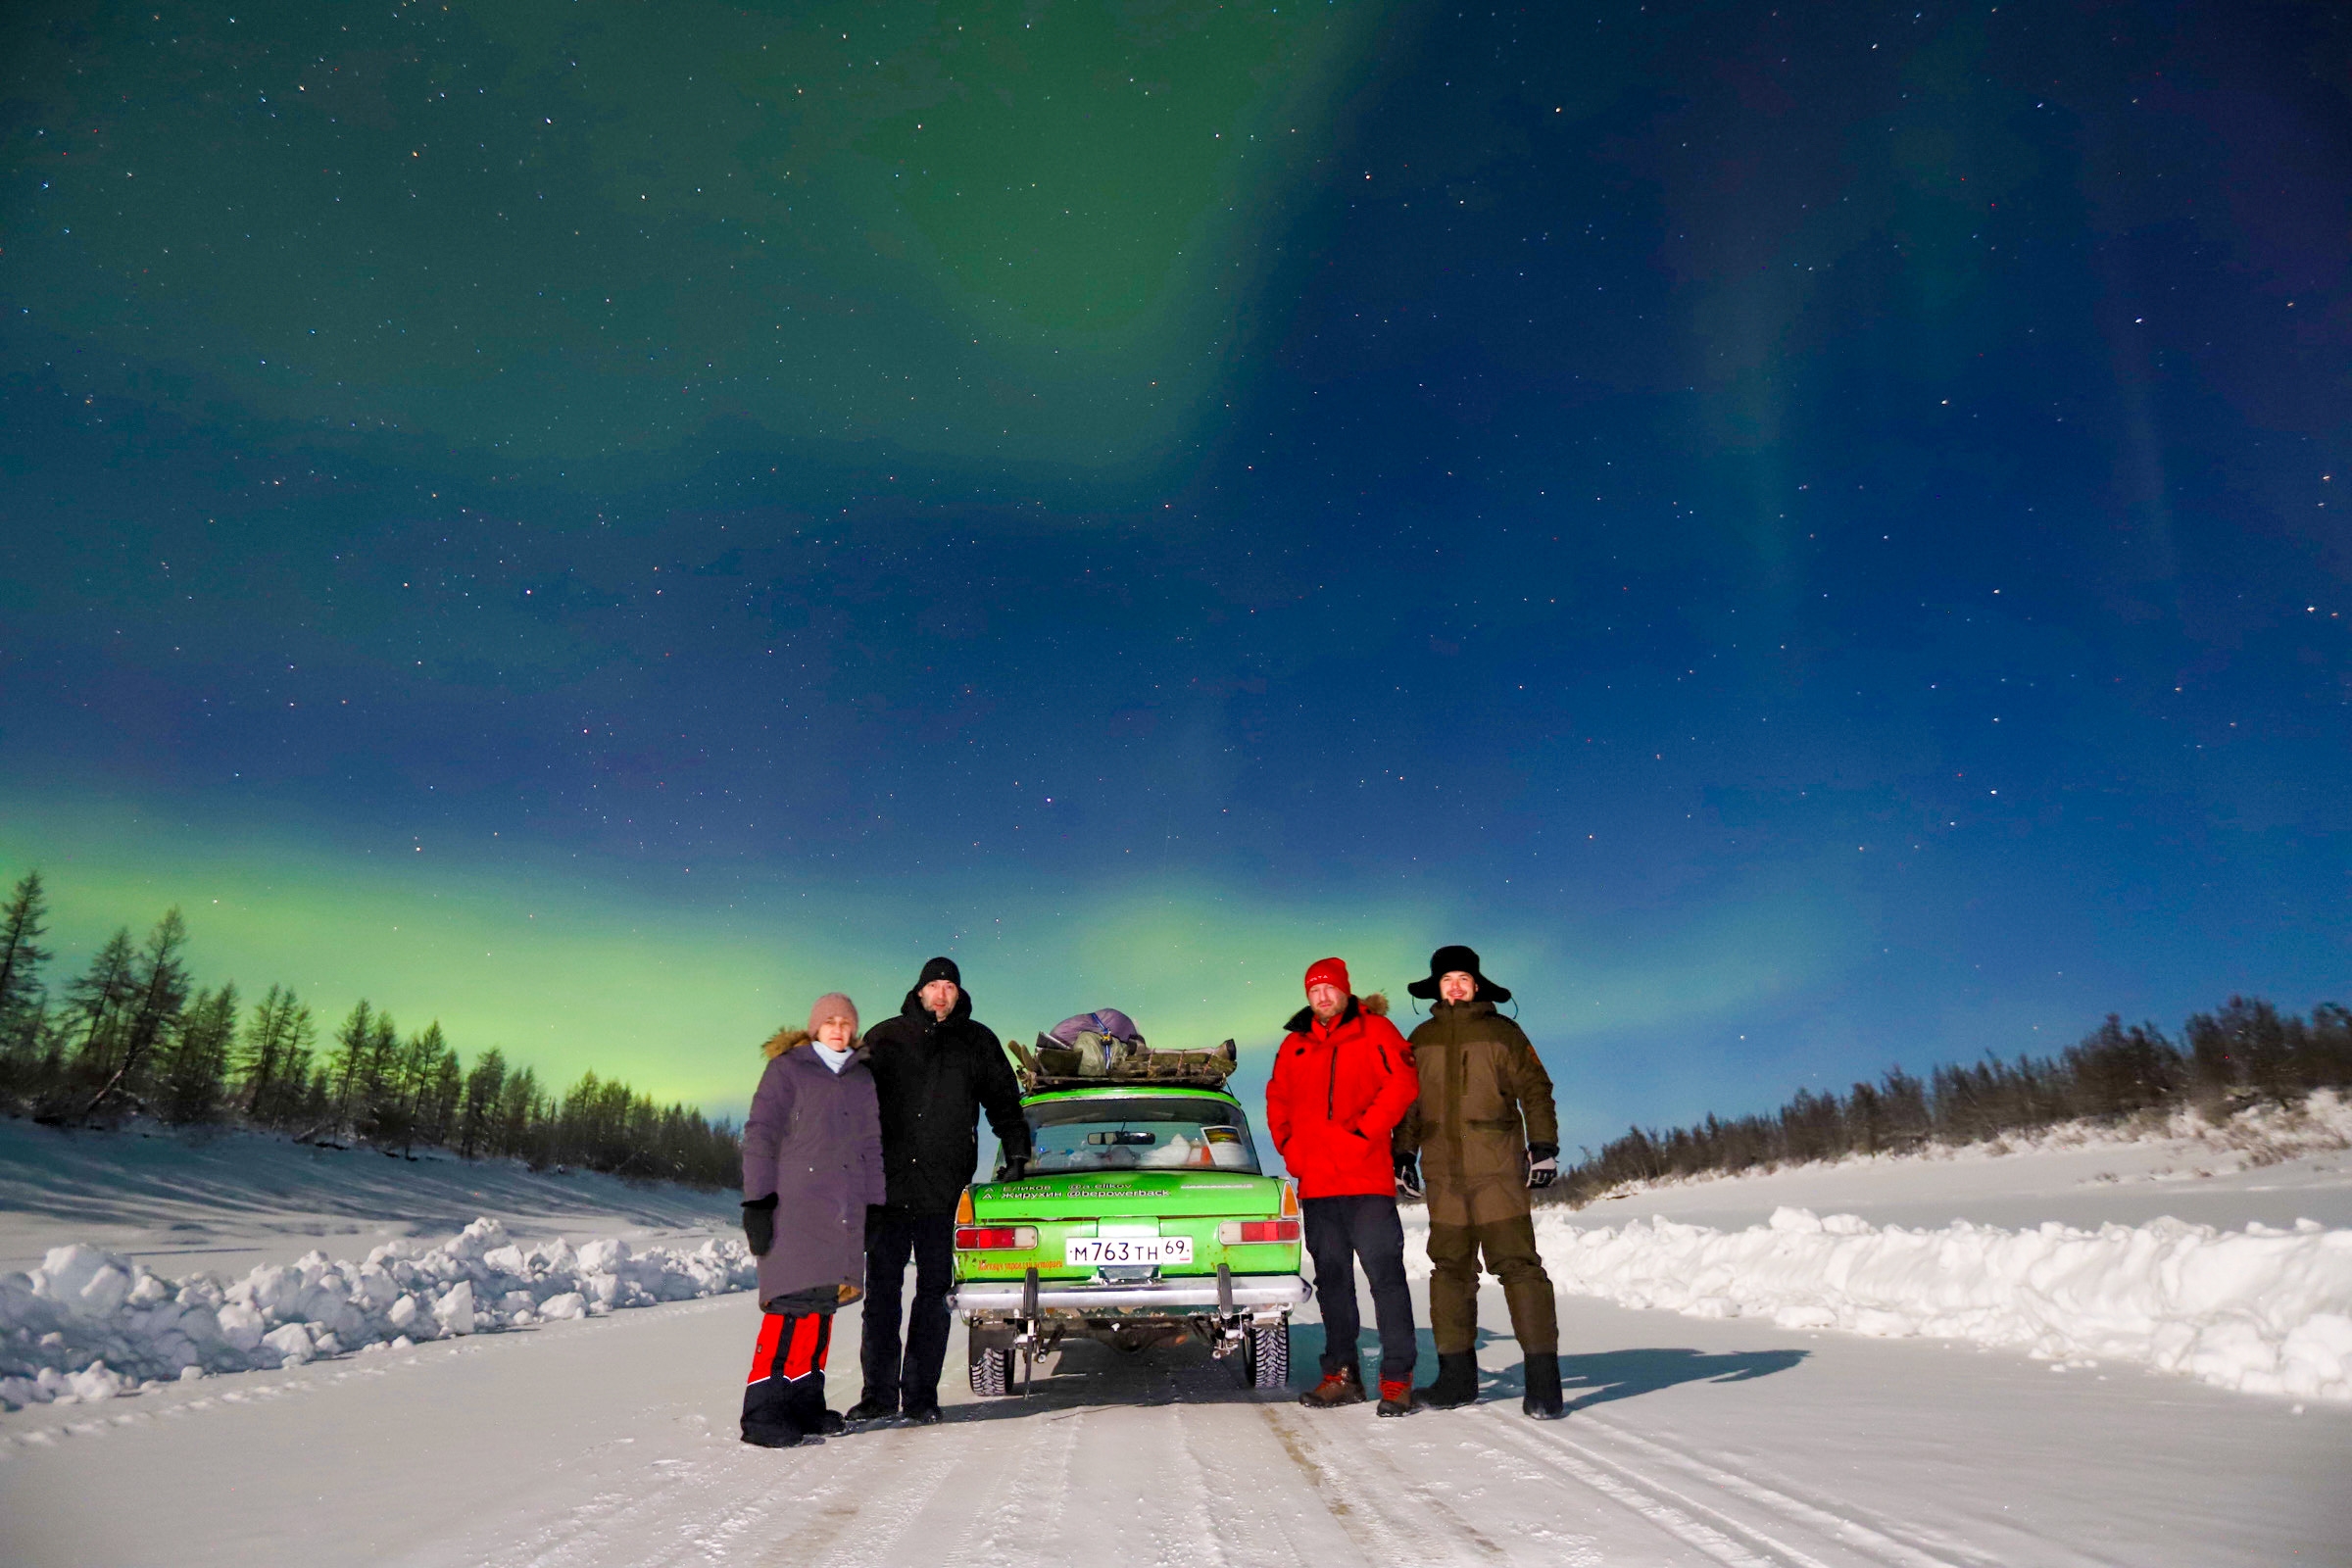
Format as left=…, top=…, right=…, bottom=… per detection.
left=1007, top=1032, right=1239, bottom=1092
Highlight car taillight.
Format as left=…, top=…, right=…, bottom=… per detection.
left=955, top=1226, right=1037, bottom=1250
left=1216, top=1219, right=1301, bottom=1245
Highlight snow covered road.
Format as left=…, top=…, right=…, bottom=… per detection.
left=7, top=1276, right=2345, bottom=1567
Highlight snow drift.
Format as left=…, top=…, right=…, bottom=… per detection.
left=0, top=1218, right=756, bottom=1409
left=1403, top=1205, right=2352, bottom=1402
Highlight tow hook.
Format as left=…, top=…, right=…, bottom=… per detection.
left=1017, top=1266, right=1042, bottom=1395
left=1213, top=1263, right=1244, bottom=1355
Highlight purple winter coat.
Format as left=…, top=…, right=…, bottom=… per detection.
left=742, top=1038, right=886, bottom=1307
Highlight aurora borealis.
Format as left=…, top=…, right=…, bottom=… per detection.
left=2, top=1, right=2346, bottom=1143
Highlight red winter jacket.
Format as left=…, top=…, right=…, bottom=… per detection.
left=1264, top=995, right=1419, bottom=1200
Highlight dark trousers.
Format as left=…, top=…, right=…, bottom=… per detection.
left=859, top=1206, right=956, bottom=1414
left=1303, top=1194, right=1417, bottom=1385
left=1428, top=1213, right=1558, bottom=1355
left=742, top=1305, right=834, bottom=1441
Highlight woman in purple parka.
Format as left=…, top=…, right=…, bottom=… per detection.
left=739, top=992, right=886, bottom=1447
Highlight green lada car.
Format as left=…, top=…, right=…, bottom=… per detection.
left=951, top=1079, right=1306, bottom=1396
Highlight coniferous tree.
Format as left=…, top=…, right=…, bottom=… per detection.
left=422, top=1042, right=463, bottom=1149
left=64, top=927, right=139, bottom=1085
left=458, top=1047, right=507, bottom=1157
left=160, top=983, right=239, bottom=1125
left=81, top=909, right=190, bottom=1119
left=0, top=870, right=52, bottom=1054
left=393, top=1021, right=450, bottom=1154
left=327, top=1000, right=375, bottom=1134
left=238, top=985, right=315, bottom=1126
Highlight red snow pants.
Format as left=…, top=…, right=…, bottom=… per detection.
left=742, top=1306, right=833, bottom=1444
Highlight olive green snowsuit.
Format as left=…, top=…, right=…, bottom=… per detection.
left=1396, top=1000, right=1559, bottom=1355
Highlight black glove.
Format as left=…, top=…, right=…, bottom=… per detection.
left=1000, top=1154, right=1029, bottom=1182
left=1525, top=1143, right=1559, bottom=1191
left=742, top=1194, right=778, bottom=1255
left=1394, top=1152, right=1424, bottom=1199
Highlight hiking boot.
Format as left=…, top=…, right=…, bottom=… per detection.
left=1298, top=1363, right=1366, bottom=1408
left=1414, top=1350, right=1480, bottom=1410
left=1522, top=1352, right=1566, bottom=1420
left=844, top=1396, right=899, bottom=1425
left=1376, top=1379, right=1415, bottom=1417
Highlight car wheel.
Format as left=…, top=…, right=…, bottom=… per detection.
left=968, top=1343, right=1016, bottom=1396
left=1246, top=1321, right=1290, bottom=1390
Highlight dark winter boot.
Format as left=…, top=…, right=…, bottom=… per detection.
left=1521, top=1352, right=1566, bottom=1420
left=1375, top=1378, right=1416, bottom=1418
left=1414, top=1350, right=1480, bottom=1410
left=844, top=1394, right=899, bottom=1424
left=739, top=1421, right=807, bottom=1448
left=1298, top=1362, right=1366, bottom=1408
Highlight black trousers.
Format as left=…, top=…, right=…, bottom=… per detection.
left=859, top=1207, right=956, bottom=1414
left=742, top=1304, right=834, bottom=1441
left=1302, top=1194, right=1417, bottom=1385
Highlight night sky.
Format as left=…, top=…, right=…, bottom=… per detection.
left=3, top=0, right=2345, bottom=1148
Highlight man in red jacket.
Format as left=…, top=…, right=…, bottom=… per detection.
left=1265, top=956, right=1422, bottom=1415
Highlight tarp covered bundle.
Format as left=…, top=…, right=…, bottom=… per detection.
left=1009, top=1013, right=1238, bottom=1090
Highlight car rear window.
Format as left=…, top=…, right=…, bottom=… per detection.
left=1025, top=1097, right=1263, bottom=1175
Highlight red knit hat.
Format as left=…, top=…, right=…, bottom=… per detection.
left=1302, top=956, right=1351, bottom=997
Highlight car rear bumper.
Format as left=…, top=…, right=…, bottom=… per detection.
left=952, top=1274, right=1312, bottom=1315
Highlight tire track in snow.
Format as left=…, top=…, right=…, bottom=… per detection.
left=1471, top=1407, right=1992, bottom=1568
left=1257, top=1403, right=1518, bottom=1564
left=1461, top=1412, right=1806, bottom=1568
left=1568, top=1413, right=2010, bottom=1568
left=934, top=1399, right=1080, bottom=1568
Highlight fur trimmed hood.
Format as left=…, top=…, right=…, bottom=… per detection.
left=762, top=1025, right=867, bottom=1061
left=1282, top=992, right=1388, bottom=1035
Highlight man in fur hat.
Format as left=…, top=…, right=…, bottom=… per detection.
left=1265, top=956, right=1422, bottom=1416
left=1395, top=945, right=1567, bottom=1418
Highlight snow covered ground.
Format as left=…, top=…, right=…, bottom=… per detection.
left=5, top=1278, right=2345, bottom=1566
left=3, top=1109, right=2349, bottom=1564
left=0, top=1115, right=738, bottom=1278
left=1562, top=1093, right=2352, bottom=1234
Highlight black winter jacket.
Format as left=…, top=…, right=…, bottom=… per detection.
left=860, top=987, right=1031, bottom=1214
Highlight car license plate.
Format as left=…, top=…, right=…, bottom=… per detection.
left=1065, top=1236, right=1193, bottom=1267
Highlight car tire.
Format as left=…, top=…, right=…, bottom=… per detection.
left=1243, top=1321, right=1290, bottom=1390
left=969, top=1342, right=1017, bottom=1397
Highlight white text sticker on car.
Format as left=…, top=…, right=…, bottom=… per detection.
left=1065, top=1236, right=1194, bottom=1267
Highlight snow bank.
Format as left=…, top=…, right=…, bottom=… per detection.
left=1405, top=1206, right=2352, bottom=1402
left=0, top=1218, right=756, bottom=1409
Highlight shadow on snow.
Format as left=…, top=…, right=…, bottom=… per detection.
left=918, top=1323, right=1806, bottom=1427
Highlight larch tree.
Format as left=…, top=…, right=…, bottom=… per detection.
left=0, top=869, right=52, bottom=1053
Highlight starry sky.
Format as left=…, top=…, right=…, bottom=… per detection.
left=2, top=0, right=2346, bottom=1149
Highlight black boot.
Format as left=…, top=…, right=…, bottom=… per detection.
left=1414, top=1351, right=1480, bottom=1410
left=1521, top=1352, right=1566, bottom=1420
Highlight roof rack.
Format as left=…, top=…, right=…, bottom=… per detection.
left=1007, top=1035, right=1239, bottom=1094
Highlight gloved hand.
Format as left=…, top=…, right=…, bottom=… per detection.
left=1526, top=1143, right=1559, bottom=1191
left=1394, top=1152, right=1424, bottom=1199
left=1001, top=1154, right=1029, bottom=1182
left=742, top=1194, right=778, bottom=1255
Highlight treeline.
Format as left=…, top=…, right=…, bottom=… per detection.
left=0, top=869, right=740, bottom=1187
left=1548, top=995, right=2352, bottom=1207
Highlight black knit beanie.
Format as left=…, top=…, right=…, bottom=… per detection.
left=917, top=956, right=961, bottom=988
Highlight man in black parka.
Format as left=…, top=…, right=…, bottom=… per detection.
left=847, top=956, right=1031, bottom=1424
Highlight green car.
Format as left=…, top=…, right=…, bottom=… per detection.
left=951, top=1064, right=1306, bottom=1396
